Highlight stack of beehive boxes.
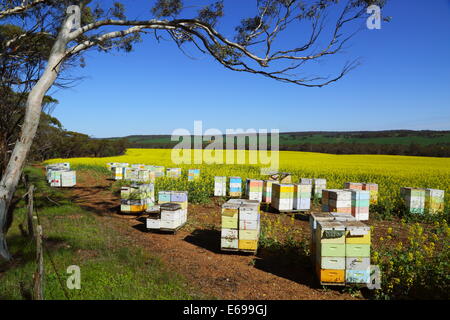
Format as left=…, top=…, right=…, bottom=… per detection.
left=312, top=178, right=327, bottom=200
left=349, top=190, right=370, bottom=221
left=313, top=216, right=371, bottom=285
left=188, top=169, right=200, bottom=181
left=229, top=177, right=242, bottom=197
left=400, top=187, right=426, bottom=214
left=145, top=165, right=165, bottom=178
left=238, top=202, right=260, bottom=252
left=271, top=183, right=294, bottom=211
left=262, top=180, right=274, bottom=203
left=46, top=164, right=76, bottom=187
left=344, top=182, right=379, bottom=205
left=322, top=189, right=352, bottom=214
left=124, top=167, right=139, bottom=181
left=315, top=220, right=346, bottom=284
left=221, top=201, right=240, bottom=250
left=166, top=168, right=182, bottom=178
left=401, top=187, right=445, bottom=214
left=344, top=182, right=363, bottom=190
left=146, top=203, right=187, bottom=231
left=309, top=212, right=333, bottom=263
left=160, top=203, right=186, bottom=230
left=246, top=179, right=264, bottom=202
left=424, top=189, right=445, bottom=214
left=214, top=176, right=227, bottom=196
left=111, top=166, right=124, bottom=180
left=344, top=221, right=371, bottom=284
left=363, top=183, right=378, bottom=204
left=120, top=183, right=154, bottom=214
left=60, top=171, right=77, bottom=187
left=294, top=183, right=312, bottom=210
left=158, top=191, right=188, bottom=215
left=221, top=200, right=260, bottom=252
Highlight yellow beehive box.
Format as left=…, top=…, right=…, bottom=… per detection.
left=345, top=221, right=371, bottom=244
left=318, top=269, right=345, bottom=283
left=238, top=240, right=258, bottom=250
left=222, top=216, right=238, bottom=229
left=239, top=230, right=259, bottom=241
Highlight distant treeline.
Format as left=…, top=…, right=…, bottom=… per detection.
left=280, top=142, right=450, bottom=157
left=1, top=111, right=128, bottom=177
left=128, top=141, right=450, bottom=157
left=29, top=114, right=129, bottom=162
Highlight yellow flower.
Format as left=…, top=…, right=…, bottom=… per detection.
left=387, top=227, right=393, bottom=234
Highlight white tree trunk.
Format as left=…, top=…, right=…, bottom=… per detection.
left=0, top=16, right=72, bottom=262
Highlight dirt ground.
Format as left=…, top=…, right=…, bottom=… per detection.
left=65, top=170, right=406, bottom=300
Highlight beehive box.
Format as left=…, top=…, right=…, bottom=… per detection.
left=271, top=183, right=294, bottom=211
left=245, top=179, right=263, bottom=202
left=121, top=199, right=146, bottom=214
left=214, top=176, right=227, bottom=196
left=47, top=170, right=76, bottom=188
left=401, top=187, right=426, bottom=214
left=60, top=171, right=76, bottom=187
left=188, top=169, right=200, bottom=181
left=349, top=189, right=370, bottom=221
left=344, top=182, right=363, bottom=190
left=111, top=166, right=124, bottom=180
left=313, top=178, right=327, bottom=200
left=300, top=178, right=313, bottom=185
left=166, top=168, right=182, bottom=179
left=121, top=183, right=155, bottom=213
left=293, top=183, right=312, bottom=210
left=262, top=180, right=274, bottom=203
left=424, top=188, right=445, bottom=214
left=322, top=189, right=352, bottom=214
left=229, top=177, right=242, bottom=197
left=145, top=165, right=165, bottom=178
left=124, top=167, right=139, bottom=181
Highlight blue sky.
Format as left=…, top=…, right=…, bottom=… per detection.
left=50, top=0, right=450, bottom=138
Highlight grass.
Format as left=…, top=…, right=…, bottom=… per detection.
left=0, top=166, right=202, bottom=300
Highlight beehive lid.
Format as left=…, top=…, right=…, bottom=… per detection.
left=318, top=220, right=345, bottom=231
left=160, top=203, right=182, bottom=211
left=343, top=221, right=370, bottom=235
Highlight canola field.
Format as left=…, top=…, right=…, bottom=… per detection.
left=46, top=148, right=450, bottom=213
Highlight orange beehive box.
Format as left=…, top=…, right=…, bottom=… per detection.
left=318, top=269, right=345, bottom=283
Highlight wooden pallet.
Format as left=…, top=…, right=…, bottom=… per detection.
left=150, top=222, right=186, bottom=234
left=271, top=208, right=310, bottom=214
left=320, top=281, right=346, bottom=287
left=221, top=247, right=257, bottom=255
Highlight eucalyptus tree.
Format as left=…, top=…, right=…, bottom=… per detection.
left=0, top=0, right=386, bottom=261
